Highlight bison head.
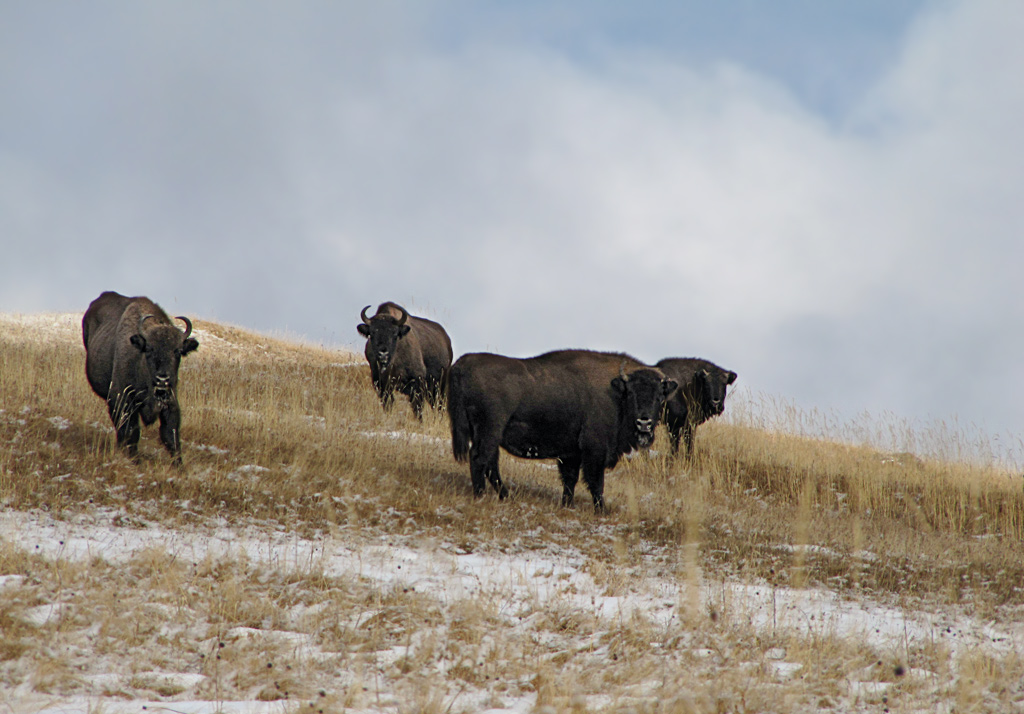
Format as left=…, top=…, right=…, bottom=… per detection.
left=357, top=305, right=410, bottom=370
left=695, top=367, right=737, bottom=419
left=129, top=315, right=199, bottom=402
left=612, top=366, right=677, bottom=448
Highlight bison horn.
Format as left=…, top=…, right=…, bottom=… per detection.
left=360, top=305, right=373, bottom=325
left=619, top=362, right=629, bottom=382
left=396, top=305, right=408, bottom=327
left=176, top=316, right=193, bottom=338
left=138, top=314, right=158, bottom=333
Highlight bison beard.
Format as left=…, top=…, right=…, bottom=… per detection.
left=82, top=291, right=199, bottom=464
left=449, top=350, right=676, bottom=511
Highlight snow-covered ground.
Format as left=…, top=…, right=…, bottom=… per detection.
left=4, top=507, right=1022, bottom=714
left=0, top=312, right=83, bottom=343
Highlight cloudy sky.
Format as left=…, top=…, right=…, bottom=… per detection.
left=3, top=1, right=1022, bottom=458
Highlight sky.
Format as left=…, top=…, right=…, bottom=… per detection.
left=2, top=1, right=1022, bottom=460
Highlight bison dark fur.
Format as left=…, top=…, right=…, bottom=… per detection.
left=449, top=350, right=677, bottom=511
left=82, top=291, right=199, bottom=463
left=655, top=357, right=737, bottom=459
left=357, top=302, right=453, bottom=419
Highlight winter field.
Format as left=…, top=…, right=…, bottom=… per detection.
left=2, top=313, right=1024, bottom=713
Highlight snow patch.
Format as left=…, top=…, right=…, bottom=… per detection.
left=47, top=415, right=72, bottom=430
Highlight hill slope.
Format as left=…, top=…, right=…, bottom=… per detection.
left=2, top=313, right=1023, bottom=713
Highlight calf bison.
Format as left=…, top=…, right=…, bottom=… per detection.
left=449, top=350, right=677, bottom=511
left=357, top=302, right=453, bottom=419
left=82, top=291, right=199, bottom=463
left=655, top=357, right=737, bottom=459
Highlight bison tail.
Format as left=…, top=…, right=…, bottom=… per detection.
left=448, top=368, right=471, bottom=463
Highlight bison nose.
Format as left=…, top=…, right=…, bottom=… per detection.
left=154, top=374, right=172, bottom=396
left=635, top=417, right=654, bottom=433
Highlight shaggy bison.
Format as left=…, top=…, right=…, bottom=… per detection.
left=449, top=350, right=677, bottom=510
left=82, top=291, right=199, bottom=463
left=655, top=357, right=737, bottom=459
left=357, top=302, right=453, bottom=419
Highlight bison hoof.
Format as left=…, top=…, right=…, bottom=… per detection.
left=498, top=486, right=509, bottom=500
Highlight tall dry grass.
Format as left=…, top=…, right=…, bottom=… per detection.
left=3, top=313, right=1024, bottom=711
left=3, top=315, right=1024, bottom=605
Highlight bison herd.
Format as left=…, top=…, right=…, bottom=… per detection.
left=81, top=292, right=736, bottom=511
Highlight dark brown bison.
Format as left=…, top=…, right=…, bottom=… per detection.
left=655, top=357, right=737, bottom=459
left=357, top=302, right=453, bottom=419
left=82, top=291, right=199, bottom=463
left=449, top=350, right=677, bottom=511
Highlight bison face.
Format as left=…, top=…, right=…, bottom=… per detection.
left=130, top=325, right=199, bottom=402
left=696, top=368, right=737, bottom=418
left=612, top=368, right=678, bottom=448
left=357, top=318, right=410, bottom=370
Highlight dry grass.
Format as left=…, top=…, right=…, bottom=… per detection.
left=3, top=312, right=1024, bottom=712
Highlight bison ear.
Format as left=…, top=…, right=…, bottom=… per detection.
left=662, top=379, right=678, bottom=397
left=398, top=324, right=411, bottom=338
left=611, top=376, right=627, bottom=395
left=357, top=323, right=371, bottom=338
left=181, top=337, right=199, bottom=356
left=725, top=370, right=738, bottom=385
left=129, top=334, right=147, bottom=352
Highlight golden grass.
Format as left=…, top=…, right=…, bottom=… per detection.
left=3, top=313, right=1024, bottom=712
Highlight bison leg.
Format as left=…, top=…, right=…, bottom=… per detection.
left=682, top=421, right=696, bottom=460
left=666, top=421, right=682, bottom=456
left=159, top=405, right=183, bottom=465
left=470, top=452, right=507, bottom=499
left=373, top=370, right=396, bottom=412
left=464, top=408, right=508, bottom=499
left=109, top=390, right=141, bottom=459
left=557, top=454, right=581, bottom=507
left=581, top=456, right=606, bottom=512
left=424, top=373, right=446, bottom=411
left=113, top=408, right=141, bottom=459
left=406, top=380, right=426, bottom=420
left=378, top=384, right=396, bottom=412
left=469, top=438, right=508, bottom=500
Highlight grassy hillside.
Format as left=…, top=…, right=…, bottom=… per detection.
left=2, top=313, right=1023, bottom=713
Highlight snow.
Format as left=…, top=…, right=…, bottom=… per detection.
left=46, top=416, right=71, bottom=431
left=24, top=701, right=295, bottom=714
left=5, top=509, right=1020, bottom=659
left=0, top=312, right=82, bottom=343
left=18, top=603, right=69, bottom=627
left=359, top=430, right=449, bottom=448
left=4, top=507, right=1024, bottom=713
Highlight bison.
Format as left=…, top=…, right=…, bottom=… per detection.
left=357, top=302, right=453, bottom=419
left=655, top=357, right=737, bottom=459
left=449, top=350, right=677, bottom=511
left=82, top=291, right=199, bottom=463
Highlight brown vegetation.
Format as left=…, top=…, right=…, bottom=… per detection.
left=2, top=313, right=1023, bottom=712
